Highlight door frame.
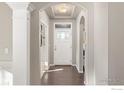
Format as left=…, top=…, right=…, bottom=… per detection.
left=78, top=11, right=88, bottom=85
left=53, top=22, right=72, bottom=65
left=39, top=20, right=49, bottom=78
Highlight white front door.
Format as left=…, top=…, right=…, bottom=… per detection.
left=54, top=23, right=72, bottom=65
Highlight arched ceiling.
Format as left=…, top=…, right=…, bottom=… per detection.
left=31, top=2, right=88, bottom=19
left=45, top=3, right=82, bottom=19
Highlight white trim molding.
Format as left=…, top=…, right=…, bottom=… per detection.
left=75, top=64, right=83, bottom=73
left=7, top=2, right=29, bottom=10
left=28, top=3, right=36, bottom=12
left=6, top=2, right=30, bottom=85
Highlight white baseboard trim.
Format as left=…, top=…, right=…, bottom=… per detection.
left=50, top=64, right=73, bottom=66
left=79, top=70, right=83, bottom=73
left=54, top=64, right=72, bottom=65
left=49, top=64, right=77, bottom=66
left=75, top=64, right=83, bottom=73
left=40, top=71, right=45, bottom=78
left=72, top=64, right=76, bottom=66
left=75, top=64, right=79, bottom=72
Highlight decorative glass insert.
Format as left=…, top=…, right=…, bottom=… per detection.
left=57, top=31, right=70, bottom=40
left=55, top=24, right=71, bottom=28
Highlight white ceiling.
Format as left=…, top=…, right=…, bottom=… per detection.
left=45, top=3, right=82, bottom=19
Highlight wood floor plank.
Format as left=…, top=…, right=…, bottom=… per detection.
left=41, top=65, right=84, bottom=85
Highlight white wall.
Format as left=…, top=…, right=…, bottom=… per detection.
left=76, top=11, right=81, bottom=72
left=108, top=3, right=124, bottom=85
left=39, top=10, right=49, bottom=77
left=94, top=3, right=108, bottom=85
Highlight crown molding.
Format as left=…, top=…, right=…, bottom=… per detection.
left=6, top=2, right=30, bottom=10
left=51, top=4, right=75, bottom=19
left=28, top=3, right=36, bottom=12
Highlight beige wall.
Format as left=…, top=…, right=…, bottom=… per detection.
left=93, top=2, right=124, bottom=85
left=0, top=3, right=12, bottom=61
left=108, top=3, right=124, bottom=85
left=30, top=10, right=41, bottom=85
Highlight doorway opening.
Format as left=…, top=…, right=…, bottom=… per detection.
left=54, top=22, right=72, bottom=65
left=37, top=2, right=88, bottom=85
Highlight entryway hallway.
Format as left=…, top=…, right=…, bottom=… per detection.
left=41, top=65, right=84, bottom=85
left=2, top=2, right=124, bottom=85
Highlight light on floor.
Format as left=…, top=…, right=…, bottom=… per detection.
left=46, top=68, right=64, bottom=73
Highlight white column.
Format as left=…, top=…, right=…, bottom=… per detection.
left=7, top=3, right=30, bottom=85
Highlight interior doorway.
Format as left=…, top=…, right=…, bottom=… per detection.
left=54, top=22, right=72, bottom=65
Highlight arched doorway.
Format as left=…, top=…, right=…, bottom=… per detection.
left=33, top=2, right=89, bottom=85
left=80, top=16, right=87, bottom=84
left=80, top=16, right=85, bottom=72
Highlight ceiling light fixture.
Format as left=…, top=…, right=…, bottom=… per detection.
left=58, top=4, right=67, bottom=13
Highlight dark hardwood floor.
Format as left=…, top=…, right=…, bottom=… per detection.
left=41, top=65, right=84, bottom=85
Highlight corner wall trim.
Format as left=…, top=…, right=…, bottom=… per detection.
left=75, top=64, right=83, bottom=73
